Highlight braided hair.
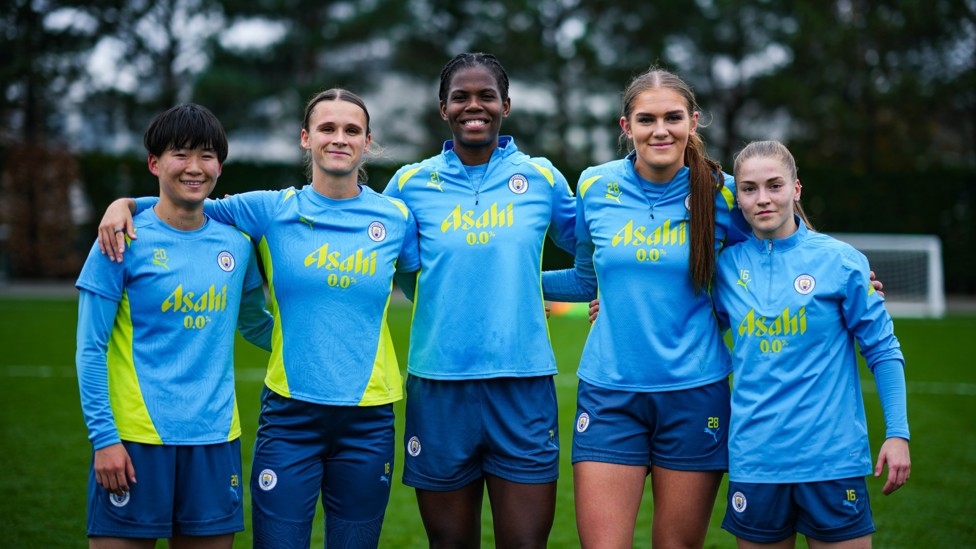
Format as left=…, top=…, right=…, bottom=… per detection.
left=438, top=53, right=510, bottom=105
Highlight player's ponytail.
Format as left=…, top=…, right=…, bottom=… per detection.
left=620, top=68, right=721, bottom=293
left=684, top=131, right=721, bottom=292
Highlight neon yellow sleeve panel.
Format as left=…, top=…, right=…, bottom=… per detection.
left=397, top=167, right=425, bottom=191
left=578, top=175, right=603, bottom=199
left=360, top=290, right=404, bottom=405
left=527, top=162, right=556, bottom=186
left=259, top=237, right=290, bottom=398
left=108, top=290, right=162, bottom=445
left=384, top=197, right=410, bottom=219
left=719, top=185, right=735, bottom=211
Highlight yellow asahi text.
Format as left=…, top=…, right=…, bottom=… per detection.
left=162, top=285, right=228, bottom=313
left=304, top=244, right=377, bottom=277
left=738, top=307, right=807, bottom=337
left=441, top=202, right=515, bottom=232
left=612, top=219, right=687, bottom=247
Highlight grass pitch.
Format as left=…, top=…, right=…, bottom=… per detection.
left=2, top=296, right=974, bottom=547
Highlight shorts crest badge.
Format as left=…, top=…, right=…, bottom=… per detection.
left=258, top=469, right=277, bottom=491
left=576, top=412, right=590, bottom=433
left=407, top=436, right=422, bottom=457
left=109, top=490, right=130, bottom=507
left=731, top=491, right=747, bottom=513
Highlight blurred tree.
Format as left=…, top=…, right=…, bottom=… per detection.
left=0, top=143, right=84, bottom=277
left=2, top=0, right=972, bottom=285
left=754, top=0, right=975, bottom=172
left=192, top=0, right=414, bottom=154
left=0, top=0, right=120, bottom=278
left=77, top=0, right=227, bottom=153
left=0, top=0, right=121, bottom=142
left=387, top=0, right=688, bottom=173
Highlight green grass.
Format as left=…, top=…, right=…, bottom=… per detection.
left=2, top=297, right=975, bottom=547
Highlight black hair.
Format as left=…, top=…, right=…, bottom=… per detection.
left=438, top=53, right=510, bottom=104
left=143, top=103, right=228, bottom=163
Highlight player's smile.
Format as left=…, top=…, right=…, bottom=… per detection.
left=441, top=65, right=510, bottom=152
left=149, top=147, right=221, bottom=210
left=302, top=99, right=370, bottom=180
left=621, top=88, right=698, bottom=183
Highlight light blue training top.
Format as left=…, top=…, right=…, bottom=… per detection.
left=133, top=185, right=421, bottom=406
left=714, top=220, right=909, bottom=483
left=543, top=156, right=749, bottom=391
left=76, top=208, right=271, bottom=449
left=385, top=136, right=576, bottom=379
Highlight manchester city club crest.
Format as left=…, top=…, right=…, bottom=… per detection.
left=684, top=193, right=692, bottom=211
left=109, top=490, right=130, bottom=507
left=368, top=221, right=387, bottom=242
left=217, top=251, right=235, bottom=272
left=732, top=491, right=747, bottom=513
left=576, top=412, right=590, bottom=433
left=794, top=274, right=816, bottom=294
left=508, top=174, right=529, bottom=194
left=407, top=436, right=422, bottom=457
left=258, top=469, right=277, bottom=491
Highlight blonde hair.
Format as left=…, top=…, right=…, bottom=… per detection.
left=733, top=140, right=814, bottom=230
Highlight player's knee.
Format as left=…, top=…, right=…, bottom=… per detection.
left=252, top=506, right=312, bottom=549
left=326, top=514, right=385, bottom=549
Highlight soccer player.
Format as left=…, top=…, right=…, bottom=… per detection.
left=541, top=67, right=751, bottom=548
left=713, top=140, right=910, bottom=548
left=383, top=53, right=576, bottom=548
left=76, top=103, right=273, bottom=548
left=97, top=89, right=421, bottom=549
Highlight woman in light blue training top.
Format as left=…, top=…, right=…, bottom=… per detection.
left=542, top=67, right=750, bottom=548
left=383, top=53, right=576, bottom=548
left=78, top=103, right=273, bottom=549
left=713, top=140, right=911, bottom=548
left=97, top=89, right=421, bottom=549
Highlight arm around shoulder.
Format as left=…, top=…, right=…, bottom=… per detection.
left=97, top=198, right=140, bottom=261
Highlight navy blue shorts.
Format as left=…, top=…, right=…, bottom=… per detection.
left=250, top=387, right=394, bottom=549
left=572, top=378, right=729, bottom=470
left=722, top=477, right=875, bottom=543
left=87, top=440, right=243, bottom=539
left=401, top=375, right=560, bottom=490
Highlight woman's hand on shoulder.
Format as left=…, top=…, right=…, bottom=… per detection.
left=98, top=199, right=138, bottom=262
